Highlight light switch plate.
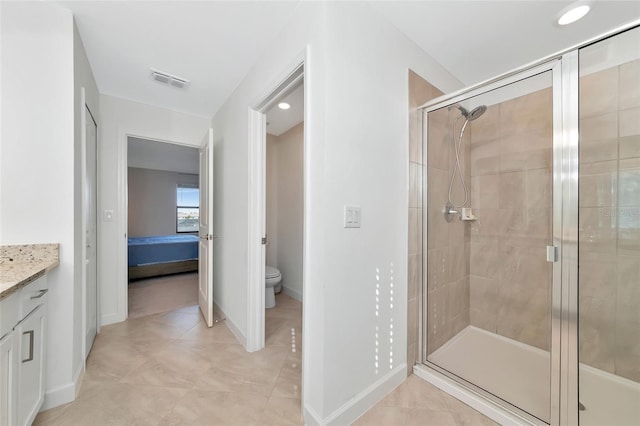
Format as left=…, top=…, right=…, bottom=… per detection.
left=344, top=205, right=361, bottom=228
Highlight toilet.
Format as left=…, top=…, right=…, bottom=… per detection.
left=265, top=266, right=282, bottom=309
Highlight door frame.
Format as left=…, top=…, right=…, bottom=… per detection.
left=247, top=59, right=306, bottom=353
left=81, top=87, right=99, bottom=363
left=119, top=134, right=202, bottom=321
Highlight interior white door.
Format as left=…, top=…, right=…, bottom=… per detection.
left=198, top=128, right=214, bottom=327
left=84, top=105, right=98, bottom=357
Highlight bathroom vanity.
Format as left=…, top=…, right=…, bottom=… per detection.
left=0, top=244, right=59, bottom=426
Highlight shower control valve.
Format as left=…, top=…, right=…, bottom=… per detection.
left=444, top=203, right=458, bottom=222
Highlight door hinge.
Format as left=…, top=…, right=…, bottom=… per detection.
left=261, top=236, right=267, bottom=245
left=546, top=245, right=558, bottom=262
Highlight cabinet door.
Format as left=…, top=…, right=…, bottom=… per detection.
left=17, top=304, right=46, bottom=426
left=0, top=331, right=18, bottom=426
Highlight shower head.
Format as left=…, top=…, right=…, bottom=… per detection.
left=467, top=105, right=487, bottom=121
left=452, top=104, right=486, bottom=121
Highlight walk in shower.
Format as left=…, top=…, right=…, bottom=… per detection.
left=417, top=25, right=639, bottom=426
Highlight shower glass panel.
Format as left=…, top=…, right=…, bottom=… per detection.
left=578, top=26, right=640, bottom=426
left=425, top=70, right=554, bottom=423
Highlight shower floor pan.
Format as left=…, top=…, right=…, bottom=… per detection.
left=425, top=326, right=640, bottom=426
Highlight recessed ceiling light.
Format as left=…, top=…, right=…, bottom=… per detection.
left=278, top=102, right=291, bottom=110
left=557, top=2, right=591, bottom=26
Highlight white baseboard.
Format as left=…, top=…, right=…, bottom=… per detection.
left=100, top=311, right=124, bottom=327
left=214, top=301, right=247, bottom=349
left=73, top=361, right=85, bottom=399
left=324, top=364, right=407, bottom=426
left=282, top=285, right=302, bottom=302
left=41, top=363, right=84, bottom=411
left=304, top=404, right=323, bottom=426
left=42, top=382, right=74, bottom=411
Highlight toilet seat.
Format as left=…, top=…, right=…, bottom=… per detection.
left=265, top=266, right=281, bottom=309
left=265, top=266, right=281, bottom=280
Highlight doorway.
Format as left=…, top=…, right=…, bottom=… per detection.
left=247, top=63, right=305, bottom=352
left=246, top=61, right=307, bottom=420
left=126, top=137, right=201, bottom=318
left=263, top=82, right=304, bottom=358
left=265, top=82, right=304, bottom=304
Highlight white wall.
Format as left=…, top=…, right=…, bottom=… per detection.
left=266, top=123, right=304, bottom=300
left=128, top=137, right=200, bottom=175
left=210, top=1, right=461, bottom=424
left=320, top=4, right=462, bottom=418
left=99, top=95, right=209, bottom=325
left=0, top=1, right=83, bottom=408
left=127, top=167, right=198, bottom=237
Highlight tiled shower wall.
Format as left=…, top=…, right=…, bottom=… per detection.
left=467, top=88, right=553, bottom=352
left=418, top=81, right=554, bottom=355
left=407, top=71, right=443, bottom=372
left=426, top=107, right=471, bottom=354
left=578, top=59, right=640, bottom=382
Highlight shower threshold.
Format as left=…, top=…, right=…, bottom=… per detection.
left=415, top=326, right=640, bottom=426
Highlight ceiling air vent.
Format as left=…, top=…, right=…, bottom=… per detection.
left=150, top=68, right=190, bottom=89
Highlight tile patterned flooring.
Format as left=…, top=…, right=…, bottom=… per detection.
left=35, top=289, right=496, bottom=425
left=128, top=272, right=199, bottom=318
left=353, top=375, right=498, bottom=426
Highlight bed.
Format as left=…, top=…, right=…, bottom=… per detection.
left=128, top=234, right=199, bottom=280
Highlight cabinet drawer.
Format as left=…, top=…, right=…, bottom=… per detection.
left=0, top=291, right=20, bottom=339
left=20, top=276, right=48, bottom=317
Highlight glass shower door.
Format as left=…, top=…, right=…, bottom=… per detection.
left=578, top=26, right=640, bottom=426
left=424, top=69, right=556, bottom=423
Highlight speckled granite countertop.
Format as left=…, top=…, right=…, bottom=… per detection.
left=0, top=244, right=59, bottom=300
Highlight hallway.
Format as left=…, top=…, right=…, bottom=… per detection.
left=35, top=294, right=303, bottom=425
left=35, top=293, right=495, bottom=425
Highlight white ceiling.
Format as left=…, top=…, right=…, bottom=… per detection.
left=266, top=83, right=304, bottom=136
left=369, top=1, right=640, bottom=86
left=60, top=1, right=639, bottom=119
left=58, top=1, right=300, bottom=118
left=128, top=137, right=199, bottom=175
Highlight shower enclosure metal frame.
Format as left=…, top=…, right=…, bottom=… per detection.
left=416, top=20, right=640, bottom=426
left=420, top=59, right=564, bottom=426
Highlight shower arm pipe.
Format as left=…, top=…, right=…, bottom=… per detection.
left=418, top=19, right=640, bottom=113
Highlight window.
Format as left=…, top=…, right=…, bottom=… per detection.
left=177, top=184, right=199, bottom=233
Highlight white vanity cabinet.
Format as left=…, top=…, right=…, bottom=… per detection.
left=17, top=282, right=48, bottom=426
left=0, top=275, right=48, bottom=426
